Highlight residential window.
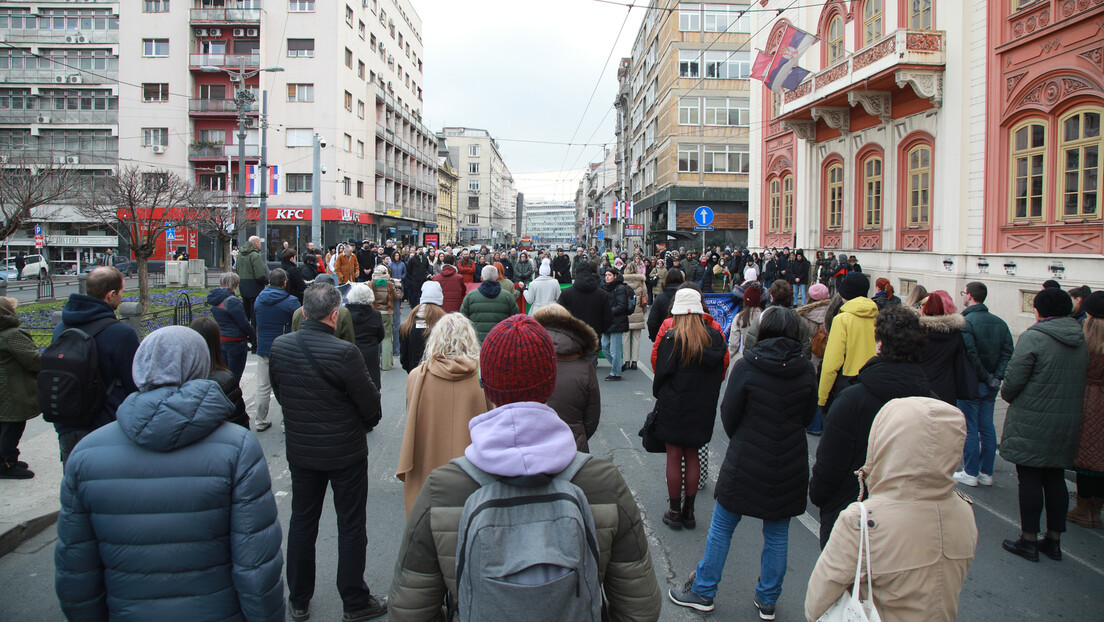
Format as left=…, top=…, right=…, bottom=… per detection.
left=469, top=162, right=480, bottom=174
left=910, top=0, right=933, bottom=29
left=769, top=178, right=781, bottom=231
left=370, top=34, right=377, bottom=51
left=357, top=140, right=364, bottom=157
left=704, top=51, right=750, bottom=79
left=357, top=180, right=364, bottom=197
left=142, top=127, right=168, bottom=147
left=468, top=196, right=479, bottom=208
left=469, top=179, right=480, bottom=192
left=345, top=5, right=354, bottom=26
left=288, top=0, right=314, bottom=11
left=469, top=144, right=480, bottom=157
left=644, top=120, right=656, bottom=150
left=142, top=83, right=168, bottom=102
left=704, top=97, right=749, bottom=126
left=467, top=214, right=480, bottom=225
left=144, top=1, right=169, bottom=13
left=343, top=176, right=351, bottom=195
left=357, top=100, right=365, bottom=118
left=782, top=174, right=794, bottom=230
left=644, top=159, right=655, bottom=187
left=359, top=20, right=366, bottom=39
left=862, top=156, right=883, bottom=228
left=1058, top=108, right=1101, bottom=219
left=198, top=174, right=225, bottom=191
left=862, top=0, right=883, bottom=47
left=358, top=60, right=365, bottom=79
left=287, top=39, right=315, bottom=57
left=906, top=145, right=932, bottom=226
left=345, top=47, right=353, bottom=68
left=285, top=127, right=313, bottom=147
left=678, top=3, right=701, bottom=31
left=286, top=173, right=312, bottom=191
left=679, top=97, right=700, bottom=125
left=704, top=4, right=750, bottom=33
left=678, top=145, right=699, bottom=173
left=703, top=145, right=749, bottom=173
left=678, top=50, right=700, bottom=78
left=287, top=83, right=313, bottom=102
left=344, top=91, right=352, bottom=111
left=343, top=133, right=352, bottom=151
left=828, top=16, right=844, bottom=64
left=827, top=163, right=844, bottom=229
left=1010, top=120, right=1046, bottom=220
left=142, top=38, right=168, bottom=57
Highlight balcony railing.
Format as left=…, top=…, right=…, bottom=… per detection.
left=0, top=29, right=119, bottom=45
left=189, top=144, right=260, bottom=159
left=1, top=150, right=118, bottom=166
left=0, top=70, right=114, bottom=85
left=190, top=8, right=262, bottom=24
left=189, top=99, right=258, bottom=113
left=189, top=54, right=259, bottom=69
left=1, top=109, right=118, bottom=125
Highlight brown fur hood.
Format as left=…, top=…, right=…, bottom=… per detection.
left=919, top=312, right=965, bottom=334
left=537, top=313, right=600, bottom=358
left=796, top=298, right=831, bottom=317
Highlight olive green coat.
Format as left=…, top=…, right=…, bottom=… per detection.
left=0, top=312, right=42, bottom=423
left=999, top=316, right=1089, bottom=468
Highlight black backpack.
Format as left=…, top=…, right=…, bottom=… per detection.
left=37, top=318, right=118, bottom=426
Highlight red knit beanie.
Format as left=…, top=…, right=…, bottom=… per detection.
left=480, top=315, right=557, bottom=405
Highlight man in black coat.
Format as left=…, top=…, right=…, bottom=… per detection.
left=558, top=262, right=612, bottom=366
left=552, top=247, right=572, bottom=284
left=269, top=282, right=387, bottom=620
left=355, top=241, right=375, bottom=282
left=808, top=305, right=933, bottom=548
left=791, top=249, right=811, bottom=306
left=406, top=249, right=429, bottom=306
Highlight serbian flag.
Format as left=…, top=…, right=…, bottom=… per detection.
left=626, top=201, right=633, bottom=219
left=751, top=24, right=815, bottom=92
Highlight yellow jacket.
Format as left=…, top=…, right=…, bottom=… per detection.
left=818, top=296, right=878, bottom=405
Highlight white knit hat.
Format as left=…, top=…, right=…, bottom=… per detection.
left=420, top=281, right=444, bottom=306
left=669, top=289, right=705, bottom=315
left=539, top=262, right=551, bottom=276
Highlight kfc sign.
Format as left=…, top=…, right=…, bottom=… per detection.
left=273, top=209, right=307, bottom=220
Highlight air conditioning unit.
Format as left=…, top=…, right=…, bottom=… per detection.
left=152, top=145, right=166, bottom=154
left=246, top=28, right=258, bottom=37
left=214, top=165, right=227, bottom=173
left=77, top=35, right=87, bottom=43
left=36, top=114, right=50, bottom=123
left=65, top=35, right=76, bottom=43
left=210, top=28, right=222, bottom=36
left=232, top=28, right=245, bottom=37
left=68, top=75, right=82, bottom=84
left=55, top=75, right=66, bottom=83
left=66, top=156, right=80, bottom=164
left=195, top=28, right=208, bottom=37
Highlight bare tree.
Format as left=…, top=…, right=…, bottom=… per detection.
left=192, top=199, right=236, bottom=270
left=0, top=154, right=83, bottom=243
left=79, top=165, right=205, bottom=311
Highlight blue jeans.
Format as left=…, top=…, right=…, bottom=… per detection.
left=957, top=382, right=997, bottom=476
left=794, top=283, right=808, bottom=306
left=692, top=502, right=790, bottom=605
left=221, top=340, right=248, bottom=381
left=601, top=332, right=623, bottom=377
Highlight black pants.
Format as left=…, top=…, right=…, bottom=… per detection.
left=0, top=422, right=27, bottom=463
left=287, top=459, right=373, bottom=612
left=58, top=429, right=91, bottom=465
left=1016, top=465, right=1068, bottom=534
left=242, top=295, right=257, bottom=326
left=1077, top=472, right=1104, bottom=499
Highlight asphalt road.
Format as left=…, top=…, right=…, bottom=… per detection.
left=2, top=331, right=1103, bottom=621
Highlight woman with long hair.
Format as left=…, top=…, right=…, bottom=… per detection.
left=1069, top=291, right=1104, bottom=528
left=188, top=317, right=249, bottom=428
left=652, top=289, right=728, bottom=530
left=399, top=281, right=447, bottom=372
left=396, top=313, right=491, bottom=515
left=905, top=283, right=929, bottom=309
left=728, top=282, right=763, bottom=361
left=919, top=290, right=977, bottom=405
left=872, top=277, right=902, bottom=310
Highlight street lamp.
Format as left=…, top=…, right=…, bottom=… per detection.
left=200, top=63, right=283, bottom=250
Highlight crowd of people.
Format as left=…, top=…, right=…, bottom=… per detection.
left=0, top=239, right=1101, bottom=621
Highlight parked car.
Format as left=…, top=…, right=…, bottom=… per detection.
left=1, top=254, right=50, bottom=280
left=83, top=254, right=134, bottom=276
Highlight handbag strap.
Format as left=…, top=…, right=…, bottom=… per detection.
left=296, top=332, right=347, bottom=395
left=851, top=500, right=874, bottom=600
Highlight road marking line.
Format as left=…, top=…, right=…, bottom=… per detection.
left=798, top=512, right=821, bottom=537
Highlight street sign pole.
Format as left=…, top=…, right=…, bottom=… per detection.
left=694, top=206, right=715, bottom=254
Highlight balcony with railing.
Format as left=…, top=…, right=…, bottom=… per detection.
left=1, top=109, right=118, bottom=125
left=190, top=5, right=262, bottom=25
left=188, top=144, right=260, bottom=160
left=0, top=69, right=114, bottom=85
left=188, top=99, right=258, bottom=115
left=1, top=149, right=118, bottom=166
left=189, top=54, right=259, bottom=69
left=0, top=29, right=119, bottom=45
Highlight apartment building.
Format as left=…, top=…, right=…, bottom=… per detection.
left=614, top=1, right=753, bottom=252
left=524, top=200, right=576, bottom=247
left=578, top=151, right=617, bottom=250
left=441, top=126, right=517, bottom=246
left=0, top=1, right=122, bottom=267
left=436, top=151, right=458, bottom=245
left=117, top=0, right=437, bottom=258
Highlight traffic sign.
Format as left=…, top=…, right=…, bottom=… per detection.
left=693, top=225, right=714, bottom=232
left=165, top=227, right=176, bottom=241
left=694, top=205, right=714, bottom=227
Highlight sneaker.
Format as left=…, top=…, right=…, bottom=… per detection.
left=288, top=604, right=310, bottom=621
left=604, top=375, right=622, bottom=382
left=254, top=420, right=272, bottom=432
left=0, top=462, right=34, bottom=479
left=1037, top=536, right=1062, bottom=561
left=1002, top=537, right=1039, bottom=562
left=953, top=471, right=978, bottom=487
left=669, top=584, right=714, bottom=612
left=622, top=362, right=631, bottom=372
left=343, top=596, right=388, bottom=621
left=977, top=473, right=993, bottom=486
left=631, top=361, right=638, bottom=370
left=754, top=596, right=777, bottom=620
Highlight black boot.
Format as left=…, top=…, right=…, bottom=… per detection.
left=1037, top=535, right=1062, bottom=561
left=682, top=495, right=697, bottom=529
left=1002, top=536, right=1039, bottom=562
left=663, top=497, right=683, bottom=530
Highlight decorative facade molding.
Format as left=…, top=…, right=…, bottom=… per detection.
left=1006, top=71, right=1028, bottom=95
left=1078, top=46, right=1104, bottom=73
left=847, top=91, right=892, bottom=123
left=815, top=59, right=851, bottom=89
left=768, top=155, right=794, bottom=176
left=811, top=106, right=850, bottom=134
left=783, top=120, right=817, bottom=142
left=895, top=70, right=944, bottom=108
left=852, top=37, right=895, bottom=71
left=1013, top=75, right=1095, bottom=111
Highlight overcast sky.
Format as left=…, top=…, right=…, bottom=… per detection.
left=415, top=0, right=646, bottom=202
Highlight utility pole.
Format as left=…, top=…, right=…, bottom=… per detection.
left=311, top=133, right=322, bottom=249
left=258, top=90, right=268, bottom=255
left=233, top=57, right=255, bottom=251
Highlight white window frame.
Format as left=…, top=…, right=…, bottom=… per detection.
left=287, top=39, right=315, bottom=58
left=469, top=179, right=480, bottom=192
left=678, top=144, right=700, bottom=173
left=343, top=133, right=352, bottom=152
left=679, top=3, right=701, bottom=31
left=679, top=97, right=700, bottom=125
left=142, top=38, right=168, bottom=57
left=704, top=51, right=750, bottom=79
left=287, top=83, right=313, bottom=102
left=285, top=127, right=313, bottom=147
left=285, top=173, right=312, bottom=192
left=142, top=83, right=169, bottom=102
left=288, top=0, right=315, bottom=12
left=357, top=140, right=364, bottom=158
left=679, top=50, right=700, bottom=78
left=469, top=162, right=480, bottom=174
left=703, top=144, right=750, bottom=174
left=144, top=1, right=170, bottom=13
left=142, top=127, right=168, bottom=147
left=468, top=144, right=480, bottom=157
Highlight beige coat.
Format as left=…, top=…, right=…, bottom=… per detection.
left=623, top=272, right=648, bottom=331
left=806, top=397, right=977, bottom=622
left=796, top=298, right=830, bottom=367
left=397, top=356, right=491, bottom=515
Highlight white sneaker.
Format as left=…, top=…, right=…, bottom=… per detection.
left=977, top=473, right=994, bottom=486
left=953, top=471, right=978, bottom=487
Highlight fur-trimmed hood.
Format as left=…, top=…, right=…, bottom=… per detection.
left=536, top=312, right=600, bottom=358
left=919, top=312, right=965, bottom=334
left=796, top=298, right=831, bottom=317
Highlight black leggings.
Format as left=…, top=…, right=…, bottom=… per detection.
left=1016, top=465, right=1068, bottom=534
left=1077, top=473, right=1104, bottom=499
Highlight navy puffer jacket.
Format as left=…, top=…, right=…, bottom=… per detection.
left=55, top=379, right=284, bottom=621
left=208, top=288, right=257, bottom=342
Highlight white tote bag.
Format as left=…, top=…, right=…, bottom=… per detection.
left=817, top=501, right=882, bottom=622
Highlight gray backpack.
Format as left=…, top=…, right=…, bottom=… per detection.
left=452, top=453, right=602, bottom=622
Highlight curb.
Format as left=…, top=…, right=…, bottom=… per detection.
left=0, top=511, right=59, bottom=559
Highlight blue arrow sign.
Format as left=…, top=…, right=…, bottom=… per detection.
left=695, top=205, right=714, bottom=226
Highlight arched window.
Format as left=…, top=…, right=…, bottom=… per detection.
left=769, top=177, right=781, bottom=232
left=862, top=0, right=883, bottom=47
left=1009, top=119, right=1046, bottom=221
left=910, top=0, right=933, bottom=30
left=827, top=163, right=844, bottom=229
left=827, top=16, right=844, bottom=64
left=1058, top=107, right=1101, bottom=219
left=906, top=145, right=931, bottom=226
left=782, top=174, right=794, bottom=231
left=862, top=156, right=883, bottom=229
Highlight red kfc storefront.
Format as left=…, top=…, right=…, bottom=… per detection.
left=264, top=208, right=375, bottom=256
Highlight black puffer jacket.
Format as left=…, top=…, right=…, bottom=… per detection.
left=552, top=254, right=572, bottom=284
left=558, top=270, right=612, bottom=338
left=210, top=368, right=249, bottom=428
left=601, top=271, right=631, bottom=334
left=652, top=319, right=727, bottom=448
left=281, top=258, right=307, bottom=301
left=269, top=320, right=381, bottom=470
left=809, top=358, right=933, bottom=524
left=717, top=337, right=817, bottom=520
left=920, top=313, right=978, bottom=404
left=346, top=302, right=385, bottom=391
left=647, top=284, right=680, bottom=342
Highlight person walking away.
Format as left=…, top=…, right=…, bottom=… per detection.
left=525, top=259, right=561, bottom=315
left=648, top=269, right=685, bottom=342
left=345, top=283, right=386, bottom=392
left=600, top=266, right=632, bottom=381
left=1069, top=291, right=1104, bottom=528
left=818, top=273, right=878, bottom=411
left=871, top=277, right=901, bottom=310
left=622, top=269, right=648, bottom=370
left=269, top=283, right=387, bottom=621
left=955, top=281, right=1014, bottom=487
left=252, top=269, right=301, bottom=431
left=334, top=244, right=360, bottom=286
left=558, top=262, right=613, bottom=367
left=743, top=280, right=811, bottom=357
left=797, top=283, right=831, bottom=369
left=809, top=305, right=931, bottom=547
left=370, top=265, right=401, bottom=372
left=48, top=266, right=139, bottom=465
left=188, top=317, right=249, bottom=428
left=1069, top=285, right=1092, bottom=324
left=652, top=289, right=728, bottom=530
left=459, top=265, right=517, bottom=342
left=534, top=304, right=602, bottom=452
left=396, top=313, right=491, bottom=515
left=493, top=261, right=519, bottom=303
left=791, top=249, right=811, bottom=306
left=398, top=281, right=446, bottom=373
left=905, top=283, right=929, bottom=309
left=806, top=397, right=977, bottom=621
left=669, top=307, right=816, bottom=619
left=291, top=274, right=357, bottom=344
left=431, top=253, right=467, bottom=313
left=388, top=315, right=662, bottom=622
left=237, top=235, right=268, bottom=326
left=918, top=290, right=978, bottom=405
left=55, top=326, right=284, bottom=621
left=1000, top=287, right=1089, bottom=562
left=207, top=272, right=256, bottom=381
left=0, top=297, right=41, bottom=479
left=407, top=249, right=429, bottom=307
left=281, top=249, right=307, bottom=302
left=728, top=283, right=763, bottom=362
